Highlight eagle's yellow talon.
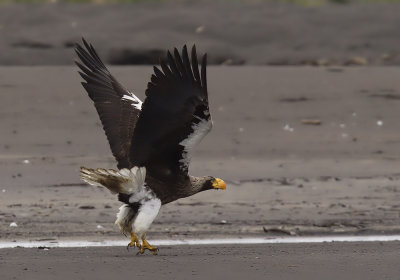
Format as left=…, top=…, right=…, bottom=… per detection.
left=127, top=232, right=140, bottom=250
left=139, top=238, right=158, bottom=255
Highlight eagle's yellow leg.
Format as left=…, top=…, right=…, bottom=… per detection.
left=139, top=238, right=158, bottom=255
left=127, top=232, right=140, bottom=250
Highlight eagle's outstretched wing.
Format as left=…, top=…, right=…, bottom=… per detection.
left=75, top=38, right=142, bottom=169
left=129, top=45, right=212, bottom=183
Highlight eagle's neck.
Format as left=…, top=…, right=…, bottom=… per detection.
left=188, top=176, right=211, bottom=195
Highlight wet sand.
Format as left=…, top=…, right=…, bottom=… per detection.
left=2, top=242, right=400, bottom=280
left=1, top=66, right=400, bottom=242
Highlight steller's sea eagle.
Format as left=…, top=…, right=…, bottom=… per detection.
left=75, top=39, right=226, bottom=255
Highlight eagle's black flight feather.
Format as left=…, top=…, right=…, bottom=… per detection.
left=128, top=45, right=211, bottom=185
left=75, top=39, right=141, bottom=169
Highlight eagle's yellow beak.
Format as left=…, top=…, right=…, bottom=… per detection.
left=212, top=178, right=226, bottom=190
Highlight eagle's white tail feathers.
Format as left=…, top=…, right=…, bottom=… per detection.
left=80, top=166, right=146, bottom=195
left=126, top=166, right=146, bottom=191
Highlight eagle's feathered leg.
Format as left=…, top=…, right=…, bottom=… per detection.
left=132, top=198, right=161, bottom=255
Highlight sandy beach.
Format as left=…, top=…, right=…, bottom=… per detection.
left=2, top=2, right=400, bottom=278
left=1, top=66, right=400, bottom=242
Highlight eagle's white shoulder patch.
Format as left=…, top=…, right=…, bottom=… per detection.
left=122, top=92, right=142, bottom=110
left=179, top=115, right=212, bottom=170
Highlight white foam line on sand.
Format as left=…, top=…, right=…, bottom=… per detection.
left=1, top=235, right=400, bottom=249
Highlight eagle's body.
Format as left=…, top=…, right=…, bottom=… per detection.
left=76, top=39, right=226, bottom=255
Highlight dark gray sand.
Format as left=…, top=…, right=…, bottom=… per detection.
left=2, top=242, right=400, bottom=280
left=1, top=66, right=400, bottom=241
left=2, top=2, right=400, bottom=66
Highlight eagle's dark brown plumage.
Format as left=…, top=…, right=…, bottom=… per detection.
left=76, top=38, right=226, bottom=255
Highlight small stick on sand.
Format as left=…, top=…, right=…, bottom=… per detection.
left=301, top=119, right=322, bottom=125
